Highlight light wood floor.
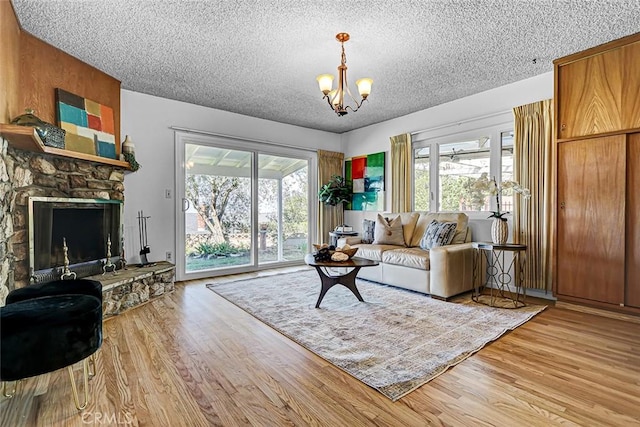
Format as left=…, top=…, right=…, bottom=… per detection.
left=2, top=267, right=640, bottom=426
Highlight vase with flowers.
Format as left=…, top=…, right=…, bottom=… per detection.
left=474, top=173, right=531, bottom=244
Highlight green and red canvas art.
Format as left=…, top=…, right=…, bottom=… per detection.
left=345, top=151, right=385, bottom=211
left=55, top=88, right=116, bottom=159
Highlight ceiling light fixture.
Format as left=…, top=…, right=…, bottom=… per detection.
left=316, top=33, right=373, bottom=116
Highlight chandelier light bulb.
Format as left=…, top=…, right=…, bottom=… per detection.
left=316, top=74, right=334, bottom=95
left=356, top=78, right=373, bottom=98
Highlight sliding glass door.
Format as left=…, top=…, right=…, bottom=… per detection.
left=176, top=133, right=315, bottom=280
left=258, top=154, right=309, bottom=264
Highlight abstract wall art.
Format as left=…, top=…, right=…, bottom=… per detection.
left=345, top=151, right=385, bottom=211
left=55, top=88, right=116, bottom=159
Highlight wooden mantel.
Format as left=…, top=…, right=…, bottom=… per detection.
left=0, top=123, right=130, bottom=169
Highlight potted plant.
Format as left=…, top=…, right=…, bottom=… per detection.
left=474, top=173, right=531, bottom=244
left=318, top=175, right=351, bottom=206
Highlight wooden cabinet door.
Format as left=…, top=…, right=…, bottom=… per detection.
left=557, top=136, right=626, bottom=304
left=557, top=48, right=623, bottom=139
left=622, top=42, right=640, bottom=130
left=627, top=133, right=640, bottom=308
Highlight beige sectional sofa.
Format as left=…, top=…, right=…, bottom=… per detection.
left=339, top=212, right=475, bottom=300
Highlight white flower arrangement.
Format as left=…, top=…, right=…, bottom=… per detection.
left=474, top=173, right=531, bottom=220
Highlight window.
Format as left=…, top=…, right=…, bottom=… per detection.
left=438, top=138, right=491, bottom=212
left=412, top=124, right=513, bottom=214
left=413, top=147, right=430, bottom=211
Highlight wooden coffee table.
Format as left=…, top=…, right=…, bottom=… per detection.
left=304, top=254, right=379, bottom=308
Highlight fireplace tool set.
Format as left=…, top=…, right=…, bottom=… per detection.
left=138, top=210, right=153, bottom=266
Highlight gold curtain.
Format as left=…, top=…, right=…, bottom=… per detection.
left=513, top=99, right=553, bottom=291
left=390, top=133, right=412, bottom=212
left=317, top=149, right=345, bottom=244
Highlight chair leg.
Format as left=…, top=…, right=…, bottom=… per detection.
left=67, top=358, right=90, bottom=410
left=2, top=381, right=18, bottom=398
left=88, top=353, right=97, bottom=379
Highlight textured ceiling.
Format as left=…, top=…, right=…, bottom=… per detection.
left=11, top=0, right=640, bottom=134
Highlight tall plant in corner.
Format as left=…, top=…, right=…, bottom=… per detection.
left=318, top=175, right=351, bottom=206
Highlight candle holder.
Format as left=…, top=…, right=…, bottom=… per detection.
left=103, top=234, right=117, bottom=275
left=60, top=237, right=77, bottom=280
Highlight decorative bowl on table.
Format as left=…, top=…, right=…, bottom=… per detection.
left=312, top=243, right=358, bottom=262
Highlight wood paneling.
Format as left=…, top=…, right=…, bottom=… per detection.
left=556, top=48, right=623, bottom=139
left=622, top=42, right=640, bottom=130
left=0, top=0, right=21, bottom=123
left=627, top=133, right=640, bottom=308
left=18, top=32, right=121, bottom=153
left=1, top=272, right=640, bottom=426
left=557, top=136, right=626, bottom=304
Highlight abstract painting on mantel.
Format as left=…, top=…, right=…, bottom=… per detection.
left=345, top=152, right=385, bottom=211
left=55, top=88, right=116, bottom=159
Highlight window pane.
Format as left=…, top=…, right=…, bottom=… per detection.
left=258, top=154, right=309, bottom=264
left=438, top=138, right=491, bottom=212
left=500, top=131, right=515, bottom=211
left=185, top=145, right=252, bottom=272
left=413, top=146, right=430, bottom=211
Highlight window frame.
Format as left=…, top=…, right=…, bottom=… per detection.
left=412, top=119, right=514, bottom=219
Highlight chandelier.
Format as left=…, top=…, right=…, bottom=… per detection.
left=316, top=33, right=373, bottom=116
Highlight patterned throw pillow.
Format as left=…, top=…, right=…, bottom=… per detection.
left=362, top=219, right=375, bottom=244
left=372, top=214, right=406, bottom=246
left=419, top=220, right=457, bottom=250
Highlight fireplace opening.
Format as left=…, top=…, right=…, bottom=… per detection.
left=29, top=197, right=123, bottom=280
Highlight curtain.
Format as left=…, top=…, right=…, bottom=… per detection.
left=390, top=133, right=412, bottom=212
left=317, top=149, right=345, bottom=244
left=513, top=99, right=553, bottom=291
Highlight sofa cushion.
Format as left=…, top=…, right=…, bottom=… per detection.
left=373, top=214, right=405, bottom=246
left=410, top=212, right=469, bottom=247
left=419, top=220, right=457, bottom=249
left=382, top=247, right=430, bottom=270
left=362, top=219, right=375, bottom=244
left=351, top=244, right=400, bottom=262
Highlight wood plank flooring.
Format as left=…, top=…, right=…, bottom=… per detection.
left=2, top=268, right=639, bottom=426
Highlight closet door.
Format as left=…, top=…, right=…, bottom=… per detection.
left=557, top=135, right=626, bottom=304
left=627, top=133, right=640, bottom=308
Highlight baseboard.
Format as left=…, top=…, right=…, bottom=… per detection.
left=555, top=301, right=640, bottom=324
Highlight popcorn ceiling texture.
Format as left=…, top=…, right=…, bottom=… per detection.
left=11, top=0, right=640, bottom=133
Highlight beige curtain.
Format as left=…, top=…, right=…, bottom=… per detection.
left=390, top=133, right=412, bottom=212
left=317, top=149, right=345, bottom=244
left=513, top=99, right=553, bottom=291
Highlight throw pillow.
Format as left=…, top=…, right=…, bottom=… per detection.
left=419, top=220, right=457, bottom=250
left=372, top=214, right=406, bottom=246
left=361, top=219, right=376, bottom=244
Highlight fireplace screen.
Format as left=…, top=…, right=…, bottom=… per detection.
left=29, top=197, right=123, bottom=274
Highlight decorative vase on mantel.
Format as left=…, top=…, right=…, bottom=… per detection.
left=491, top=218, right=508, bottom=245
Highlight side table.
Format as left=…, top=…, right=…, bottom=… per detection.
left=472, top=242, right=527, bottom=308
left=329, top=231, right=358, bottom=247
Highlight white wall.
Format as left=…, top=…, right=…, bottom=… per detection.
left=121, top=90, right=341, bottom=265
left=340, top=71, right=554, bottom=229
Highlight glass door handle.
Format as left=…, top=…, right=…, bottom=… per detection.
left=182, top=198, right=190, bottom=212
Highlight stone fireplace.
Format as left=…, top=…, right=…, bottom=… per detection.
left=2, top=138, right=175, bottom=317
left=0, top=138, right=124, bottom=300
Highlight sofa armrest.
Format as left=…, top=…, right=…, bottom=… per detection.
left=337, top=236, right=363, bottom=246
left=429, top=243, right=475, bottom=299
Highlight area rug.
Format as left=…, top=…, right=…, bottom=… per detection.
left=206, top=270, right=546, bottom=401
